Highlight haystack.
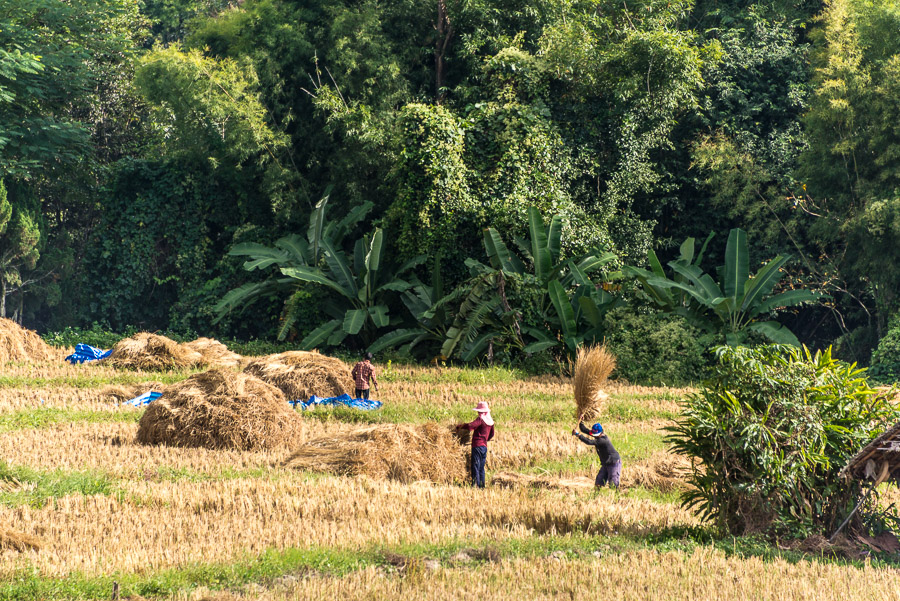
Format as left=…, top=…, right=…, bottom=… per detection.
left=183, top=337, right=243, bottom=368
left=573, top=344, right=616, bottom=421
left=0, top=527, right=42, bottom=552
left=104, top=332, right=204, bottom=371
left=282, top=423, right=468, bottom=484
left=136, top=369, right=300, bottom=450
left=243, top=351, right=353, bottom=401
left=0, top=318, right=55, bottom=363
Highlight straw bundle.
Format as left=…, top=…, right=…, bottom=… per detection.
left=0, top=527, right=42, bottom=552
left=623, top=453, right=691, bottom=492
left=573, top=345, right=616, bottom=421
left=282, top=423, right=468, bottom=484
left=104, top=333, right=204, bottom=371
left=243, top=351, right=353, bottom=401
left=491, top=472, right=594, bottom=491
left=183, top=337, right=243, bottom=368
left=98, top=382, right=167, bottom=404
left=0, top=318, right=56, bottom=363
left=136, top=369, right=301, bottom=451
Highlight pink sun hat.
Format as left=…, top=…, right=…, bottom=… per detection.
left=473, top=401, right=490, bottom=413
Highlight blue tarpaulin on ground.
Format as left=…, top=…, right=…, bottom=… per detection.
left=293, top=394, right=382, bottom=411
left=65, top=344, right=112, bottom=364
left=125, top=391, right=163, bottom=407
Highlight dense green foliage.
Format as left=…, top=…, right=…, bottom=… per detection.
left=7, top=0, right=900, bottom=381
left=667, top=345, right=899, bottom=536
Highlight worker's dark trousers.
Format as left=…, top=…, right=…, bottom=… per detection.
left=354, top=388, right=370, bottom=399
left=471, top=445, right=487, bottom=488
left=596, top=459, right=622, bottom=488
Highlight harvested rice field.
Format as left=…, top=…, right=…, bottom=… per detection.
left=1, top=351, right=899, bottom=600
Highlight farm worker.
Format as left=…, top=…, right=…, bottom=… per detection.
left=456, top=401, right=495, bottom=488
left=572, top=422, right=621, bottom=488
left=351, top=352, right=379, bottom=400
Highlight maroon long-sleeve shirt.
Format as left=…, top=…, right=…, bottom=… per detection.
left=459, top=416, right=495, bottom=448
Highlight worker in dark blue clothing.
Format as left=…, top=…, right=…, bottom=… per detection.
left=572, top=422, right=621, bottom=488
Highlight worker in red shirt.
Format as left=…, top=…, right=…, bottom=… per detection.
left=456, top=401, right=495, bottom=488
left=351, top=352, right=379, bottom=399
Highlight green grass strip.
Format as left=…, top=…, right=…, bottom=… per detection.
left=2, top=530, right=892, bottom=601
left=0, top=462, right=119, bottom=508
left=0, top=408, right=140, bottom=433
left=0, top=372, right=191, bottom=389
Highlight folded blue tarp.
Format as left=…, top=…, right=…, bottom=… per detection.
left=65, top=344, right=112, bottom=364
left=125, top=391, right=163, bottom=407
left=293, top=393, right=382, bottom=411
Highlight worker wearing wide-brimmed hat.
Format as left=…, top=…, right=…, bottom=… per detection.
left=572, top=422, right=621, bottom=488
left=456, top=401, right=495, bottom=488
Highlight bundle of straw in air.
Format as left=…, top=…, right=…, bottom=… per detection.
left=573, top=344, right=616, bottom=421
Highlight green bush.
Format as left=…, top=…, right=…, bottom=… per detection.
left=869, top=317, right=900, bottom=383
left=602, top=308, right=713, bottom=385
left=667, top=345, right=899, bottom=537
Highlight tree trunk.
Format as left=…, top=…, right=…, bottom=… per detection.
left=435, top=0, right=453, bottom=100
left=1, top=279, right=6, bottom=319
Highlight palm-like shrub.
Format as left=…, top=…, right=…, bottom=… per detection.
left=667, top=345, right=899, bottom=536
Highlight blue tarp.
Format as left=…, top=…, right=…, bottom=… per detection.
left=65, top=344, right=112, bottom=364
left=125, top=391, right=163, bottom=407
left=293, top=393, right=382, bottom=411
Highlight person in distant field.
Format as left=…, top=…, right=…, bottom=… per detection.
left=456, top=401, right=495, bottom=488
left=351, top=352, right=379, bottom=399
left=572, top=422, right=621, bottom=489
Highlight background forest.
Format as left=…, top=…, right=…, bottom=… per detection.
left=3, top=0, right=900, bottom=382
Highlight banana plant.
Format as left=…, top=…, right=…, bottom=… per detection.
left=216, top=190, right=422, bottom=347
left=435, top=207, right=621, bottom=360
left=625, top=228, right=825, bottom=345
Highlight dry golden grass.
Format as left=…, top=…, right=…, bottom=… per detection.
left=0, top=476, right=697, bottom=577
left=0, top=421, right=355, bottom=476
left=187, top=549, right=900, bottom=601
left=0, top=526, right=42, bottom=552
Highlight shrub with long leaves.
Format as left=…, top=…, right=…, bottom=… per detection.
left=666, top=345, right=899, bottom=537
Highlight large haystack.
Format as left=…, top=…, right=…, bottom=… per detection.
left=136, top=369, right=300, bottom=450
left=104, top=332, right=204, bottom=371
left=283, top=423, right=468, bottom=484
left=0, top=527, right=42, bottom=552
left=573, top=344, right=616, bottom=421
left=243, top=351, right=353, bottom=401
left=0, top=318, right=55, bottom=363
left=183, top=337, right=243, bottom=368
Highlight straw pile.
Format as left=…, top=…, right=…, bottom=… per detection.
left=573, top=344, right=616, bottom=421
left=282, top=423, right=468, bottom=484
left=136, top=369, right=301, bottom=451
left=0, top=318, right=55, bottom=363
left=98, top=382, right=167, bottom=404
left=243, top=351, right=353, bottom=401
left=0, top=527, right=42, bottom=552
left=624, top=452, right=691, bottom=492
left=183, top=337, right=243, bottom=368
left=104, top=333, right=204, bottom=371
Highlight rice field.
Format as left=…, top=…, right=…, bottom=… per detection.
left=1, top=354, right=899, bottom=599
